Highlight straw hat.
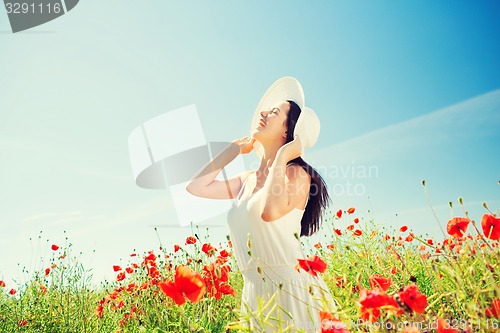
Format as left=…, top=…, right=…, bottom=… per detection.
left=250, top=76, right=320, bottom=158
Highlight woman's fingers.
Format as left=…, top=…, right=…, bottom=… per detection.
left=231, top=136, right=256, bottom=154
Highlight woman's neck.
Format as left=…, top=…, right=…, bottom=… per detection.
left=256, top=138, right=286, bottom=179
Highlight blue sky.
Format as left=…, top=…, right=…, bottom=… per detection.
left=0, top=1, right=499, bottom=284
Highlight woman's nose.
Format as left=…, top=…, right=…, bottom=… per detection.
left=260, top=110, right=267, bottom=117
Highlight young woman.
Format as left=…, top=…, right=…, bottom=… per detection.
left=187, top=77, right=335, bottom=332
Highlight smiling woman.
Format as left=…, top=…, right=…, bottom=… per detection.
left=186, top=77, right=336, bottom=332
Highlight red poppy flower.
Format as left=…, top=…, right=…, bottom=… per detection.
left=217, top=283, right=236, bottom=298
left=17, top=319, right=28, bottom=327
left=336, top=209, right=342, bottom=219
left=383, top=234, right=391, bottom=241
left=368, top=274, right=391, bottom=292
left=0, top=280, right=5, bottom=288
left=353, top=230, right=362, bottom=237
left=174, top=244, right=180, bottom=252
left=202, top=243, right=215, bottom=256
left=125, top=267, right=134, bottom=274
left=346, top=224, right=354, bottom=231
left=319, top=311, right=351, bottom=333
left=219, top=249, right=231, bottom=257
left=427, top=239, right=434, bottom=245
left=314, top=242, right=322, bottom=249
left=116, top=272, right=126, bottom=282
left=485, top=298, right=500, bottom=317
left=186, top=236, right=197, bottom=245
left=390, top=267, right=398, bottom=275
left=51, top=244, right=59, bottom=251
left=399, top=226, right=408, bottom=233
left=360, top=306, right=381, bottom=322
left=148, top=266, right=161, bottom=279
left=405, top=233, right=415, bottom=242
left=203, top=263, right=235, bottom=300
left=481, top=214, right=500, bottom=240
left=45, top=268, right=50, bottom=276
left=327, top=244, right=335, bottom=250
left=436, top=318, right=458, bottom=333
left=113, top=265, right=122, bottom=272
left=9, top=288, right=16, bottom=295
left=296, top=255, right=327, bottom=277
left=359, top=288, right=401, bottom=322
left=334, top=229, right=342, bottom=236
left=347, top=207, right=355, bottom=214
left=354, top=217, right=359, bottom=223
left=158, top=265, right=206, bottom=306
left=359, top=288, right=398, bottom=308
left=446, top=217, right=470, bottom=238
left=399, top=284, right=428, bottom=314
left=144, top=252, right=156, bottom=262
left=95, top=305, right=104, bottom=317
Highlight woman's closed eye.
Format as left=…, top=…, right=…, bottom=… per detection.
left=260, top=108, right=280, bottom=118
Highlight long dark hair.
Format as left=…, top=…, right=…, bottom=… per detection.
left=286, top=100, right=331, bottom=237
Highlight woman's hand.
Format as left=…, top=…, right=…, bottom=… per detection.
left=231, top=136, right=256, bottom=155
left=277, top=135, right=302, bottom=162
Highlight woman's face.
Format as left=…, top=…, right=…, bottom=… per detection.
left=252, top=100, right=290, bottom=142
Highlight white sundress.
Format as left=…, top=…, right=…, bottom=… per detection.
left=227, top=175, right=336, bottom=332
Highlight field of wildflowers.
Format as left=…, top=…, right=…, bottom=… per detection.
left=1, top=192, right=499, bottom=332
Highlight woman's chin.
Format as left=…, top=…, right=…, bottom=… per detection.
left=250, top=129, right=261, bottom=138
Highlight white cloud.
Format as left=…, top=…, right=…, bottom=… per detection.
left=21, top=210, right=82, bottom=224
left=309, top=89, right=500, bottom=165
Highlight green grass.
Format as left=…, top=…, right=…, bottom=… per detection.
left=1, top=205, right=499, bottom=333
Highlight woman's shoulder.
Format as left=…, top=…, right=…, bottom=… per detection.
left=286, top=163, right=311, bottom=191
left=238, top=169, right=256, bottom=184
left=285, top=163, right=310, bottom=182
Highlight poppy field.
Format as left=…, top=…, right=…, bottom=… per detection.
left=1, top=196, right=499, bottom=332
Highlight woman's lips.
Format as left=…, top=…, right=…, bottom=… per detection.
left=258, top=119, right=266, bottom=127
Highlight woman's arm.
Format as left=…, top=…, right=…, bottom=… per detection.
left=186, top=137, right=254, bottom=199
